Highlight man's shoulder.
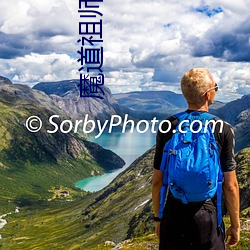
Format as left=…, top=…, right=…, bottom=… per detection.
left=211, top=116, right=234, bottom=134
left=160, top=115, right=179, bottom=131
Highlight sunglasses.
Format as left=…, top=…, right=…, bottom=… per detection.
left=203, top=83, right=218, bottom=95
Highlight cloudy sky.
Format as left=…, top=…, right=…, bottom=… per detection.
left=0, top=0, right=249, bottom=102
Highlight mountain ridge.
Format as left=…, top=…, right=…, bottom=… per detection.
left=33, top=80, right=124, bottom=123
left=0, top=78, right=125, bottom=212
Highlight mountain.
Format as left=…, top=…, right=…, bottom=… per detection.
left=1, top=146, right=249, bottom=249
left=209, top=100, right=225, bottom=110
left=234, top=109, right=250, bottom=152
left=114, top=91, right=187, bottom=110
left=0, top=79, right=125, bottom=212
left=33, top=80, right=124, bottom=123
left=211, top=94, right=250, bottom=152
left=114, top=90, right=225, bottom=120
left=79, top=147, right=155, bottom=248
left=114, top=91, right=186, bottom=120
left=0, top=77, right=249, bottom=249
left=213, top=94, right=250, bottom=125
left=0, top=76, right=12, bottom=85
left=33, top=82, right=227, bottom=122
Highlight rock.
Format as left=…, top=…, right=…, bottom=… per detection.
left=235, top=148, right=250, bottom=212
left=0, top=76, right=12, bottom=85
left=104, top=240, right=116, bottom=247
left=33, top=80, right=124, bottom=124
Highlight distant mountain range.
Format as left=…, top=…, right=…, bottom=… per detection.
left=213, top=94, right=250, bottom=125
left=32, top=80, right=226, bottom=122
left=114, top=90, right=225, bottom=120
left=4, top=76, right=250, bottom=154
left=114, top=91, right=186, bottom=119
left=114, top=90, right=250, bottom=152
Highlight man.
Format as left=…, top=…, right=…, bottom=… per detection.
left=152, top=68, right=240, bottom=249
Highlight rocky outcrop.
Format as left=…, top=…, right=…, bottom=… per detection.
left=0, top=76, right=12, bottom=85
left=33, top=80, right=124, bottom=123
left=234, top=109, right=250, bottom=152
left=235, top=148, right=250, bottom=214
left=214, top=94, right=250, bottom=125
left=83, top=140, right=125, bottom=171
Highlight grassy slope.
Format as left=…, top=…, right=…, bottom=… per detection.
left=1, top=203, right=249, bottom=250
left=0, top=90, right=106, bottom=213
left=0, top=199, right=88, bottom=250
left=1, top=148, right=249, bottom=249
left=89, top=219, right=250, bottom=250
left=0, top=149, right=154, bottom=249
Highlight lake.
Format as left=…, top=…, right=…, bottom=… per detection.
left=75, top=129, right=156, bottom=192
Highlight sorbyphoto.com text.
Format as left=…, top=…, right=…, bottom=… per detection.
left=25, top=114, right=224, bottom=138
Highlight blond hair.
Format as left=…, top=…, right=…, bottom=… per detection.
left=181, top=68, right=214, bottom=104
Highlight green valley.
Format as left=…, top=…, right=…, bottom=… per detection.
left=0, top=147, right=249, bottom=249
left=0, top=82, right=124, bottom=214
left=0, top=77, right=249, bottom=249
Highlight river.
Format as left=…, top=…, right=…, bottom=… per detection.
left=75, top=129, right=156, bottom=192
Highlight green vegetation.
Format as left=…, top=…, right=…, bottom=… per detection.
left=235, top=148, right=250, bottom=215
left=0, top=84, right=122, bottom=214
left=89, top=229, right=250, bottom=250
left=0, top=198, right=88, bottom=250
left=1, top=209, right=249, bottom=250
left=224, top=217, right=250, bottom=250
left=0, top=148, right=156, bottom=249
left=0, top=156, right=97, bottom=212
left=2, top=146, right=248, bottom=249
left=0, top=82, right=249, bottom=249
left=1, top=142, right=249, bottom=249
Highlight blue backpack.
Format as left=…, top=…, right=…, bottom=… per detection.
left=158, top=111, right=223, bottom=228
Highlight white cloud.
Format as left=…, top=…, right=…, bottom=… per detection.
left=0, top=0, right=78, bottom=35
left=0, top=0, right=249, bottom=101
left=0, top=53, right=79, bottom=86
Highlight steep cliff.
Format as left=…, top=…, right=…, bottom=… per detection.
left=33, top=80, right=124, bottom=123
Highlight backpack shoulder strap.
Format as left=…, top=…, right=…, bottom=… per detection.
left=173, top=111, right=189, bottom=121
left=174, top=111, right=217, bottom=121
left=201, top=112, right=223, bottom=230
left=201, top=112, right=217, bottom=120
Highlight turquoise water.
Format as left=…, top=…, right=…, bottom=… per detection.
left=75, top=129, right=156, bottom=192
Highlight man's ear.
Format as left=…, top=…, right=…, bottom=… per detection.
left=204, top=92, right=209, bottom=100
